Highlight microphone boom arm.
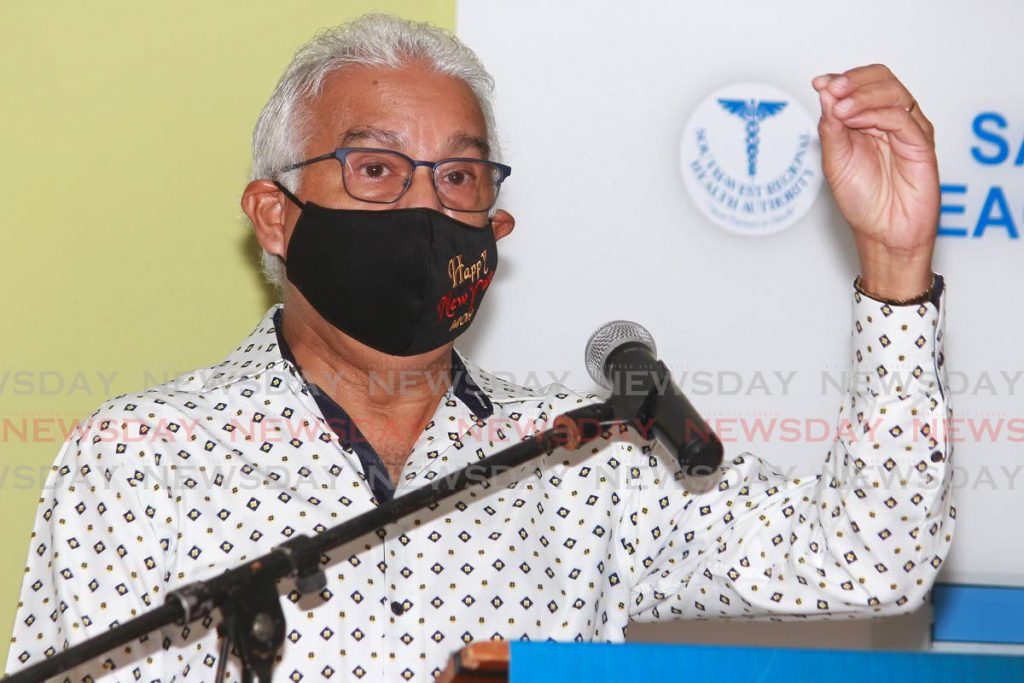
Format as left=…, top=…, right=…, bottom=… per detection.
left=3, top=402, right=616, bottom=683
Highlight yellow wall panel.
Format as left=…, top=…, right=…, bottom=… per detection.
left=0, top=1, right=455, bottom=668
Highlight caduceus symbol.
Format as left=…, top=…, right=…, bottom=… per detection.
left=718, top=98, right=788, bottom=177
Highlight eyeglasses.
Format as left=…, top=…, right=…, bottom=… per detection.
left=278, top=147, right=512, bottom=213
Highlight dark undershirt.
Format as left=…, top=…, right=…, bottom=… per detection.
left=272, top=309, right=493, bottom=503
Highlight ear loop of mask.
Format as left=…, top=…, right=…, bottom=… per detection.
left=272, top=180, right=305, bottom=268
left=274, top=180, right=306, bottom=209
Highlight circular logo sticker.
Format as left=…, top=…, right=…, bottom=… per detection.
left=680, top=82, right=823, bottom=236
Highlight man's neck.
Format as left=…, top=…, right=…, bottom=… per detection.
left=279, top=301, right=452, bottom=480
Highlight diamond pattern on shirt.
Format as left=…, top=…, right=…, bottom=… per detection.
left=5, top=287, right=954, bottom=682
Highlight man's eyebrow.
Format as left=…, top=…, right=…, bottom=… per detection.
left=338, top=126, right=405, bottom=149
left=446, top=132, right=490, bottom=158
left=336, top=127, right=490, bottom=158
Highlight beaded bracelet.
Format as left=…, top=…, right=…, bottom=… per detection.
left=854, top=273, right=936, bottom=306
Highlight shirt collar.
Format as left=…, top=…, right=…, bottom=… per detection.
left=199, top=306, right=291, bottom=392
left=200, top=305, right=538, bottom=412
left=271, top=307, right=493, bottom=419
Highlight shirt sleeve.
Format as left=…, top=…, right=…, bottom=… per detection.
left=624, top=282, right=954, bottom=621
left=4, top=406, right=178, bottom=681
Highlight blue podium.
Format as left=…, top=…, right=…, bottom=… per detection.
left=440, top=641, right=1024, bottom=682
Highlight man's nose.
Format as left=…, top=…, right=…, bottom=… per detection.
left=396, top=166, right=444, bottom=212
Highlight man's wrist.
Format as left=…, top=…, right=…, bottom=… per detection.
left=855, top=272, right=936, bottom=306
left=855, top=242, right=934, bottom=301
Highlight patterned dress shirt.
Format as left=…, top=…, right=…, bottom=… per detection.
left=6, top=284, right=954, bottom=682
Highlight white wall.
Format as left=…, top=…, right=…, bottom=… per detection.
left=457, top=0, right=1024, bottom=647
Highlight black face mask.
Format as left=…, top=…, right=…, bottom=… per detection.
left=276, top=184, right=498, bottom=357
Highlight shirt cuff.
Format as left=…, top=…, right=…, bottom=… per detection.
left=853, top=273, right=944, bottom=310
left=850, top=275, right=946, bottom=404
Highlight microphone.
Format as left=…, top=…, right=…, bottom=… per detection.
left=585, top=320, right=723, bottom=473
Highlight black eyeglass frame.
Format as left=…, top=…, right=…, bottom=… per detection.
left=277, top=147, right=512, bottom=213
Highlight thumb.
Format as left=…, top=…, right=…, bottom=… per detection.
left=814, top=79, right=851, bottom=163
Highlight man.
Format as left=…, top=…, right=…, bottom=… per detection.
left=6, top=13, right=952, bottom=682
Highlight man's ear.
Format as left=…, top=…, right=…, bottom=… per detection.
left=490, top=209, right=515, bottom=241
left=242, top=179, right=290, bottom=258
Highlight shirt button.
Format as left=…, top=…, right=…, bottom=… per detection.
left=391, top=601, right=405, bottom=616
left=930, top=450, right=944, bottom=463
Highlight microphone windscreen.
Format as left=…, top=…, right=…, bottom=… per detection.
left=584, top=320, right=656, bottom=389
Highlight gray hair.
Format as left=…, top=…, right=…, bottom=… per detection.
left=249, top=13, right=499, bottom=289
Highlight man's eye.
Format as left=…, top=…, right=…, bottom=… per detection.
left=362, top=163, right=388, bottom=177
left=444, top=169, right=474, bottom=185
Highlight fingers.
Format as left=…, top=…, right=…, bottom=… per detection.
left=831, top=80, right=908, bottom=118
left=840, top=106, right=935, bottom=154
left=817, top=63, right=893, bottom=95
left=811, top=65, right=934, bottom=143
left=811, top=73, right=841, bottom=91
